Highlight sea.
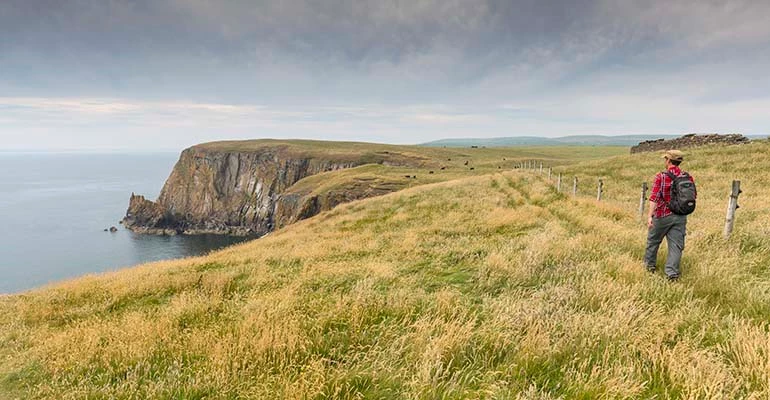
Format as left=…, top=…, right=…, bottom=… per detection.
left=0, top=152, right=252, bottom=294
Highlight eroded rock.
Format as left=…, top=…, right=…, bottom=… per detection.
left=123, top=141, right=426, bottom=236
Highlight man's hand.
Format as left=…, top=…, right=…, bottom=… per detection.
left=647, top=200, right=657, bottom=229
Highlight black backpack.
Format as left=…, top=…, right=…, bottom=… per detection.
left=665, top=171, right=696, bottom=215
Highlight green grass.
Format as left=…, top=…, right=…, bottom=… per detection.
left=196, top=139, right=626, bottom=169
left=272, top=142, right=626, bottom=229
left=2, top=141, right=769, bottom=398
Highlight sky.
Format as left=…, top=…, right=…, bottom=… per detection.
left=1, top=0, right=769, bottom=151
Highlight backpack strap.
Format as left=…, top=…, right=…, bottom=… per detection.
left=667, top=171, right=691, bottom=179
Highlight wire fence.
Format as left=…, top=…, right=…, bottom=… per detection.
left=514, top=160, right=743, bottom=239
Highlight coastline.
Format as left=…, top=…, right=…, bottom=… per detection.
left=0, top=230, right=261, bottom=296
left=0, top=151, right=258, bottom=294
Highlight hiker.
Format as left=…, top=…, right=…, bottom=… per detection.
left=644, top=150, right=697, bottom=281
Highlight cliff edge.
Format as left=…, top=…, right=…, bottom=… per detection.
left=123, top=140, right=429, bottom=236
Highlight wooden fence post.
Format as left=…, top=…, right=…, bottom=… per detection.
left=597, top=179, right=603, bottom=201
left=557, top=173, right=562, bottom=192
left=548, top=167, right=552, bottom=180
left=639, top=182, right=648, bottom=220
left=573, top=177, right=578, bottom=197
left=723, top=180, right=742, bottom=239
left=539, top=162, right=543, bottom=174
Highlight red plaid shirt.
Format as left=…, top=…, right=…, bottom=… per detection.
left=650, top=166, right=696, bottom=218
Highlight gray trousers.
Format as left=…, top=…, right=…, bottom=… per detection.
left=644, top=214, right=687, bottom=278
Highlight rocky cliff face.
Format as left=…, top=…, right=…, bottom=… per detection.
left=272, top=176, right=407, bottom=230
left=123, top=141, right=426, bottom=236
left=630, top=133, right=750, bottom=154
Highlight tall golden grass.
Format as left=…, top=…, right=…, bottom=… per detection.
left=1, top=141, right=769, bottom=399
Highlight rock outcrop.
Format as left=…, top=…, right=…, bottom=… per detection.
left=630, top=133, right=750, bottom=154
left=272, top=176, right=406, bottom=230
left=123, top=140, right=428, bottom=236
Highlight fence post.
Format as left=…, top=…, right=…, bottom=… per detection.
left=572, top=176, right=578, bottom=197
left=723, top=180, right=742, bottom=239
left=639, top=182, right=648, bottom=221
left=539, top=162, right=543, bottom=174
left=597, top=179, right=603, bottom=201
left=557, top=173, right=562, bottom=192
left=548, top=167, right=552, bottom=180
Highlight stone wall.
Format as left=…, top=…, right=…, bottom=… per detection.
left=630, top=133, right=750, bottom=154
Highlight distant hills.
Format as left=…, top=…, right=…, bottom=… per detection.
left=421, top=134, right=768, bottom=147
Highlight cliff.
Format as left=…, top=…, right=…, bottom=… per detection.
left=630, top=133, right=750, bottom=154
left=123, top=140, right=429, bottom=236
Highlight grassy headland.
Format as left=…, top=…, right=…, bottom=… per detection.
left=2, top=142, right=769, bottom=399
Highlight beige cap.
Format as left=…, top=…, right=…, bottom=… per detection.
left=662, top=150, right=684, bottom=161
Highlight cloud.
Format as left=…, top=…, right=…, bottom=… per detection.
left=2, top=93, right=768, bottom=151
left=0, top=97, right=501, bottom=149
left=1, top=1, right=768, bottom=149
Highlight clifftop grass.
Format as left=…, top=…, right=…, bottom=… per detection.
left=193, top=139, right=626, bottom=169
left=265, top=141, right=627, bottom=199
left=2, top=142, right=769, bottom=399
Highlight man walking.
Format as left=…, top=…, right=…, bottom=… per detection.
left=644, top=150, right=696, bottom=281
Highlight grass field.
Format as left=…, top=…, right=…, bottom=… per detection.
left=1, top=141, right=769, bottom=399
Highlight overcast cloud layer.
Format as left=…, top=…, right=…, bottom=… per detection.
left=1, top=0, right=769, bottom=150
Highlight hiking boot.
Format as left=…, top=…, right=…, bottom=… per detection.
left=645, top=265, right=656, bottom=274
left=667, top=275, right=680, bottom=282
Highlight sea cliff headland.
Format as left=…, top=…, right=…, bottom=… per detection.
left=123, top=140, right=432, bottom=236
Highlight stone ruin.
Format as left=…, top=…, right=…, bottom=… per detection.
left=630, top=133, right=751, bottom=154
